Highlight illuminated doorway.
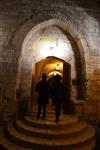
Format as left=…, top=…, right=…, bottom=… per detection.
left=31, top=57, right=71, bottom=113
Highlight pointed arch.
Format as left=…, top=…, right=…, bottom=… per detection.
left=10, top=10, right=87, bottom=102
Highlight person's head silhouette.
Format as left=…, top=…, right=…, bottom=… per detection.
left=41, top=73, right=47, bottom=80
left=54, top=74, right=62, bottom=82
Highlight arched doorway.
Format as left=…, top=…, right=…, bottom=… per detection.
left=11, top=16, right=87, bottom=114
left=31, top=56, right=71, bottom=113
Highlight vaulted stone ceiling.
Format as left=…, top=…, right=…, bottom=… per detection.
left=24, top=26, right=73, bottom=62
left=35, top=57, right=63, bottom=80
left=27, top=25, right=73, bottom=80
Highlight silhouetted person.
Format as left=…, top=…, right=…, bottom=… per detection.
left=35, top=73, right=49, bottom=120
left=51, top=75, right=67, bottom=123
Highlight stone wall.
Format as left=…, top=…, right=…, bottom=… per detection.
left=0, top=0, right=100, bottom=121
left=86, top=55, right=100, bottom=100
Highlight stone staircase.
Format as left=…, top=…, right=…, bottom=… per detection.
left=1, top=113, right=96, bottom=150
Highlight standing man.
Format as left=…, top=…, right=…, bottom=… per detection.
left=51, top=75, right=67, bottom=123
left=35, top=73, right=49, bottom=120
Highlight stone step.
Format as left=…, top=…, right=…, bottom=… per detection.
left=23, top=114, right=79, bottom=130
left=14, top=119, right=87, bottom=139
left=4, top=123, right=95, bottom=150
left=0, top=128, right=33, bottom=150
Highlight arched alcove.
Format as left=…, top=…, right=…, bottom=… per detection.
left=9, top=11, right=88, bottom=112
left=31, top=56, right=72, bottom=113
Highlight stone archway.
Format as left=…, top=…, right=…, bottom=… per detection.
left=31, top=56, right=72, bottom=113
left=31, top=56, right=64, bottom=111
left=9, top=11, right=88, bottom=112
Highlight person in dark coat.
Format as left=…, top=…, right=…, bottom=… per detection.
left=35, top=73, right=49, bottom=120
left=51, top=75, right=67, bottom=123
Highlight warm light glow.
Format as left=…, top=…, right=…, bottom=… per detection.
left=55, top=64, right=59, bottom=70
left=40, top=41, right=67, bottom=59
left=48, top=71, right=62, bottom=79
left=40, top=42, right=52, bottom=58
left=54, top=72, right=57, bottom=76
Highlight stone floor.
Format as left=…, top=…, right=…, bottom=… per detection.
left=0, top=104, right=98, bottom=150
left=0, top=126, right=98, bottom=150
left=0, top=113, right=96, bottom=150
